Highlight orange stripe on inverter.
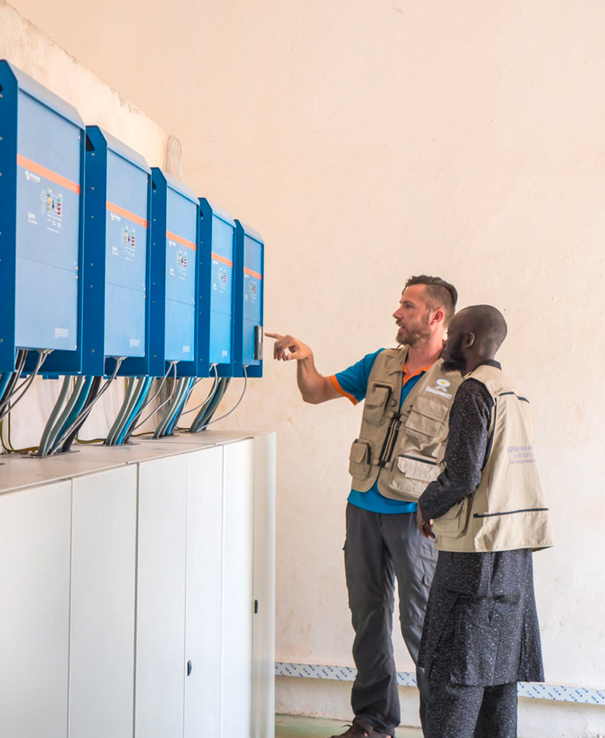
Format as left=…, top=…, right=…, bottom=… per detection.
left=17, top=154, right=80, bottom=194
left=211, top=252, right=233, bottom=268
left=244, top=267, right=262, bottom=280
left=166, top=230, right=197, bottom=251
left=106, top=201, right=148, bottom=228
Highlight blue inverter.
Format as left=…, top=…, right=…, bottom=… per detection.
left=79, top=127, right=152, bottom=378
left=0, top=61, right=84, bottom=374
left=233, top=220, right=264, bottom=378
left=150, top=168, right=198, bottom=376
left=198, top=199, right=236, bottom=377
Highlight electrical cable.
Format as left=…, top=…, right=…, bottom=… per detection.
left=117, top=376, right=153, bottom=445
left=50, top=358, right=125, bottom=453
left=106, top=377, right=137, bottom=446
left=181, top=365, right=219, bottom=419
left=190, top=376, right=231, bottom=432
left=60, top=376, right=102, bottom=453
left=201, top=366, right=248, bottom=429
left=154, top=377, right=190, bottom=438
left=165, top=377, right=195, bottom=436
left=38, top=375, right=72, bottom=457
left=46, top=376, right=94, bottom=456
left=0, top=349, right=50, bottom=421
left=132, top=362, right=178, bottom=431
left=38, top=376, right=87, bottom=457
left=0, top=350, right=27, bottom=409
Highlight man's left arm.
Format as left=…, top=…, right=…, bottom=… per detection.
left=418, top=379, right=494, bottom=531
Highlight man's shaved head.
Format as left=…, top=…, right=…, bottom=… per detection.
left=441, top=305, right=508, bottom=374
left=453, top=305, right=508, bottom=354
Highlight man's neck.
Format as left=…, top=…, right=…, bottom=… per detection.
left=405, top=336, right=444, bottom=375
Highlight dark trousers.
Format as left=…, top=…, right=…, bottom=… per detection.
left=344, top=503, right=437, bottom=734
left=425, top=680, right=518, bottom=738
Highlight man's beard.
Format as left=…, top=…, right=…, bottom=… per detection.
left=396, top=313, right=431, bottom=347
left=441, top=334, right=467, bottom=373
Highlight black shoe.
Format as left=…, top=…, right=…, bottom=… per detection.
left=329, top=715, right=394, bottom=738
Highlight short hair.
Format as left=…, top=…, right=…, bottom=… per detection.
left=404, top=275, right=458, bottom=325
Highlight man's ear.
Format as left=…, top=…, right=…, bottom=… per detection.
left=464, top=331, right=476, bottom=348
left=431, top=308, right=445, bottom=326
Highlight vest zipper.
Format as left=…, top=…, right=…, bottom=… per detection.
left=377, top=412, right=403, bottom=467
left=473, top=507, right=549, bottom=518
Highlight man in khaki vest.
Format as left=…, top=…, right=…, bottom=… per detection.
left=268, top=275, right=463, bottom=738
left=417, top=305, right=553, bottom=738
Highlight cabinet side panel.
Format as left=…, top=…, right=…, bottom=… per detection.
left=136, top=457, right=187, bottom=738
left=0, top=481, right=72, bottom=738
left=252, top=433, right=276, bottom=738
left=184, top=446, right=224, bottom=738
left=221, top=440, right=255, bottom=735
left=69, top=466, right=138, bottom=738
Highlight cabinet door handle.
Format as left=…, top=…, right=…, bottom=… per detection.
left=254, top=599, right=259, bottom=614
left=187, top=660, right=193, bottom=676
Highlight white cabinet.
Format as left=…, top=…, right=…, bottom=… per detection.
left=221, top=440, right=256, bottom=735
left=184, top=446, right=224, bottom=738
left=252, top=433, right=276, bottom=738
left=136, top=456, right=188, bottom=738
left=69, top=466, right=138, bottom=738
left=0, top=432, right=275, bottom=738
left=0, top=481, right=72, bottom=738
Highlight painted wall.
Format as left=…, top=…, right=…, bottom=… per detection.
left=3, top=0, right=605, bottom=734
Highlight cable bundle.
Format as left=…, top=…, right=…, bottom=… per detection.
left=36, top=359, right=124, bottom=457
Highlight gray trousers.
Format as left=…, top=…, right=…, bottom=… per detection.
left=344, top=503, right=437, bottom=735
left=425, top=679, right=518, bottom=738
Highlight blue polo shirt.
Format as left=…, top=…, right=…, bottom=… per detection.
left=331, top=349, right=431, bottom=514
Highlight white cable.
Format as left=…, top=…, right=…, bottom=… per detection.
left=133, top=361, right=179, bottom=430
left=202, top=366, right=248, bottom=428
left=180, top=365, right=219, bottom=416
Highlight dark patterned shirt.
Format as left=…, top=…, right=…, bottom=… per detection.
left=417, top=362, right=545, bottom=686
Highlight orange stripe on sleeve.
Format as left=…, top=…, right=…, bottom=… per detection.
left=329, top=375, right=359, bottom=406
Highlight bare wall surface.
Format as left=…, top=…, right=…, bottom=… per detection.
left=3, top=0, right=605, bottom=733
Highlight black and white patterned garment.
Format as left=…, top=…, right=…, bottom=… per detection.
left=417, top=363, right=544, bottom=738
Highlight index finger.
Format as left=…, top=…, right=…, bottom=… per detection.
left=265, top=332, right=283, bottom=340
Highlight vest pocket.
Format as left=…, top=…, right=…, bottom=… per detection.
left=404, top=395, right=449, bottom=441
left=389, top=454, right=440, bottom=501
left=363, top=383, right=392, bottom=425
left=432, top=497, right=471, bottom=539
left=349, top=439, right=372, bottom=480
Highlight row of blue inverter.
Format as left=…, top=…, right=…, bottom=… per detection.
left=0, top=60, right=264, bottom=382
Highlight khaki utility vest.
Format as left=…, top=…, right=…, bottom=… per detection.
left=432, top=365, right=554, bottom=553
left=348, top=346, right=464, bottom=502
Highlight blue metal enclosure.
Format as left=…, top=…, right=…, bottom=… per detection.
left=0, top=60, right=84, bottom=374
left=233, top=220, right=264, bottom=378
left=150, top=168, right=198, bottom=376
left=75, top=127, right=152, bottom=378
left=198, top=199, right=236, bottom=377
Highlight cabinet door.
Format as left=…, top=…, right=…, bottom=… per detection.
left=69, top=466, right=138, bottom=738
left=252, top=433, right=276, bottom=738
left=184, top=446, right=224, bottom=738
left=0, top=481, right=71, bottom=738
left=136, top=456, right=188, bottom=738
left=221, top=439, right=255, bottom=736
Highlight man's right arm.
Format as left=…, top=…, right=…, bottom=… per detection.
left=266, top=333, right=341, bottom=404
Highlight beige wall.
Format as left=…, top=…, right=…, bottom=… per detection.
left=3, top=0, right=605, bottom=733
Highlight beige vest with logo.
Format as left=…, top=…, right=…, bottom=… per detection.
left=432, top=365, right=554, bottom=553
left=348, top=346, right=464, bottom=502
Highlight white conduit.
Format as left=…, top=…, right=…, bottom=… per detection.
left=275, top=662, right=605, bottom=706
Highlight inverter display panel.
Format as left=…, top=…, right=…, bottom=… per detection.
left=165, top=186, right=197, bottom=363
left=234, top=220, right=264, bottom=378
left=104, top=147, right=149, bottom=359
left=0, top=61, right=84, bottom=373
left=198, top=199, right=236, bottom=376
